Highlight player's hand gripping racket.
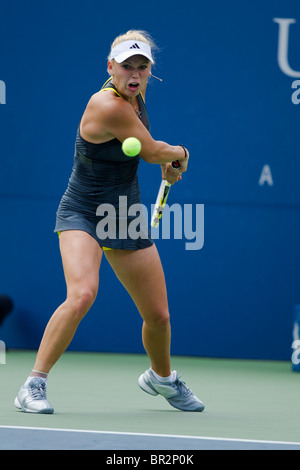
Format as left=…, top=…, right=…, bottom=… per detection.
left=151, top=161, right=181, bottom=228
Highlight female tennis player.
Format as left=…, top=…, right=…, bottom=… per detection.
left=15, top=30, right=205, bottom=414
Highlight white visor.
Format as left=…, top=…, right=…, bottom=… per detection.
left=109, top=40, right=154, bottom=64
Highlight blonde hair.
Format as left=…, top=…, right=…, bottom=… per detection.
left=108, top=30, right=158, bottom=63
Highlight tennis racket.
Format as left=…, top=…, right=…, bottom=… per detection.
left=151, top=161, right=180, bottom=228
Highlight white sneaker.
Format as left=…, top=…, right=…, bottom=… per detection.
left=14, top=377, right=54, bottom=414
left=138, top=369, right=205, bottom=412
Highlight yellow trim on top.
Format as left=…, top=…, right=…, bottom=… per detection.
left=101, top=77, right=113, bottom=88
left=100, top=77, right=144, bottom=101
left=100, top=77, right=122, bottom=97
left=139, top=91, right=145, bottom=103
left=101, top=87, right=122, bottom=97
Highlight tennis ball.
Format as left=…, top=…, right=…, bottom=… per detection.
left=122, top=137, right=141, bottom=157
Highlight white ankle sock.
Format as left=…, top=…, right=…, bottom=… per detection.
left=25, top=370, right=48, bottom=386
left=31, top=369, right=48, bottom=378
left=151, top=368, right=176, bottom=383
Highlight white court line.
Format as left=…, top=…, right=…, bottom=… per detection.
left=1, top=425, right=300, bottom=447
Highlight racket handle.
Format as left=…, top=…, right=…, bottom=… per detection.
left=171, top=160, right=180, bottom=169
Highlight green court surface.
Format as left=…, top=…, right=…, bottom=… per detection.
left=0, top=350, right=300, bottom=449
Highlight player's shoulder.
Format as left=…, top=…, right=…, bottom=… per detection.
left=87, top=90, right=130, bottom=120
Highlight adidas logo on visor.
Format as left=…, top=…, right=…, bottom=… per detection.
left=130, top=43, right=140, bottom=49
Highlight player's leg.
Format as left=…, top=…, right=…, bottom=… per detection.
left=33, top=230, right=102, bottom=373
left=15, top=230, right=102, bottom=413
left=104, top=244, right=205, bottom=412
left=104, top=244, right=171, bottom=377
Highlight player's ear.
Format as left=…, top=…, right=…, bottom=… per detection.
left=107, top=60, right=113, bottom=76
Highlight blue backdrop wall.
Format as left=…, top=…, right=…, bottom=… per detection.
left=0, top=0, right=299, bottom=360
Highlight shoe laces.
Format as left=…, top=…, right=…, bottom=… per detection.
left=28, top=379, right=47, bottom=401
left=173, top=374, right=193, bottom=397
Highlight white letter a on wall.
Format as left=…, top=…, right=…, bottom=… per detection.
left=259, top=165, right=274, bottom=186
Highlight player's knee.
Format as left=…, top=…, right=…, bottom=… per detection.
left=68, top=287, right=97, bottom=321
left=146, top=309, right=170, bottom=329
